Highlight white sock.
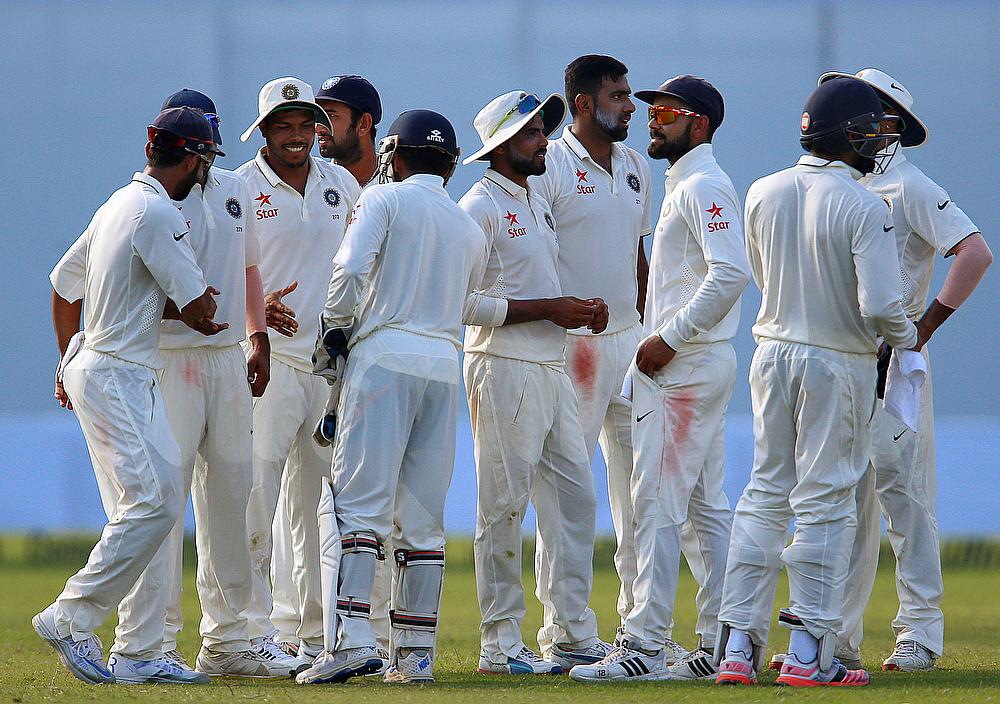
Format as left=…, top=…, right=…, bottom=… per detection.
left=725, top=629, right=753, bottom=660
left=788, top=629, right=819, bottom=663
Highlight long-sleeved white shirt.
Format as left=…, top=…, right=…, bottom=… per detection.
left=531, top=126, right=652, bottom=336
left=50, top=173, right=207, bottom=369
left=745, top=154, right=918, bottom=353
left=645, top=143, right=750, bottom=349
left=861, top=151, right=980, bottom=319
left=323, top=173, right=488, bottom=359
left=459, top=169, right=566, bottom=366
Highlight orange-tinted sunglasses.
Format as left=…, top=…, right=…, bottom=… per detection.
left=648, top=105, right=701, bottom=126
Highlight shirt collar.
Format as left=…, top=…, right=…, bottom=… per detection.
left=561, top=125, right=624, bottom=171
left=254, top=147, right=323, bottom=191
left=403, top=173, right=446, bottom=190
left=484, top=168, right=528, bottom=201
left=665, top=142, right=714, bottom=181
left=131, top=172, right=171, bottom=200
left=796, top=154, right=864, bottom=180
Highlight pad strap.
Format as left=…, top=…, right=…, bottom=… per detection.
left=394, top=549, right=445, bottom=567
left=390, top=609, right=437, bottom=632
left=341, top=533, right=385, bottom=560
left=336, top=597, right=371, bottom=618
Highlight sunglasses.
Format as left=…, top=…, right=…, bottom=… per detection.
left=203, top=112, right=221, bottom=130
left=490, top=93, right=543, bottom=137
left=647, top=105, right=702, bottom=126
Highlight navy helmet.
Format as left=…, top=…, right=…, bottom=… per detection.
left=376, top=110, right=460, bottom=184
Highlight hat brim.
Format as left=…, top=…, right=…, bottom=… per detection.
left=817, top=71, right=928, bottom=148
left=239, top=101, right=334, bottom=143
left=462, top=93, right=567, bottom=165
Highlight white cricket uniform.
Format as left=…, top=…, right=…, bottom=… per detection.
left=529, top=126, right=651, bottom=649
left=236, top=150, right=360, bottom=646
left=459, top=169, right=598, bottom=661
left=718, top=155, right=917, bottom=649
left=326, top=174, right=487, bottom=652
left=840, top=151, right=980, bottom=659
left=624, top=143, right=749, bottom=650
left=48, top=172, right=207, bottom=659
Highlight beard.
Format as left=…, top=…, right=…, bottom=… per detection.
left=321, top=129, right=362, bottom=163
left=509, top=147, right=546, bottom=176
left=174, top=162, right=202, bottom=201
left=647, top=121, right=694, bottom=162
left=595, top=104, right=628, bottom=142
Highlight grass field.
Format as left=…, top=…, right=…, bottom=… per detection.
left=4, top=561, right=1000, bottom=702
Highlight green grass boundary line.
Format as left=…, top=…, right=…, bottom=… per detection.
left=3, top=533, right=1000, bottom=570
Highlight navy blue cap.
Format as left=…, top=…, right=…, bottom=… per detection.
left=800, top=76, right=882, bottom=140
left=162, top=88, right=223, bottom=145
left=315, top=75, right=382, bottom=125
left=149, top=106, right=224, bottom=157
left=386, top=109, right=458, bottom=158
left=635, top=75, right=725, bottom=131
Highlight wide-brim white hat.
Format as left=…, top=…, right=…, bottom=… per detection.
left=240, top=77, right=333, bottom=143
left=462, top=90, right=567, bottom=165
left=818, top=68, right=927, bottom=147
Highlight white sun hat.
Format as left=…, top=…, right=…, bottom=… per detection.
left=240, top=76, right=333, bottom=143
left=818, top=68, right=928, bottom=147
left=462, top=90, right=567, bottom=165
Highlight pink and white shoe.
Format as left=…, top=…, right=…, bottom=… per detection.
left=776, top=653, right=869, bottom=687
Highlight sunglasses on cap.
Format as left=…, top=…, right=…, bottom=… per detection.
left=489, top=93, right=543, bottom=137
left=147, top=127, right=216, bottom=165
left=203, top=112, right=221, bottom=129
left=648, top=105, right=702, bottom=126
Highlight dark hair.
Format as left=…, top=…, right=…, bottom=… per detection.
left=146, top=145, right=187, bottom=168
left=396, top=145, right=453, bottom=177
left=347, top=105, right=378, bottom=143
left=565, top=54, right=629, bottom=117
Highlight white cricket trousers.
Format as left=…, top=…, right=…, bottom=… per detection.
left=840, top=349, right=942, bottom=657
left=719, top=340, right=874, bottom=648
left=153, top=345, right=253, bottom=653
left=53, top=350, right=183, bottom=659
left=464, top=352, right=598, bottom=661
left=624, top=341, right=735, bottom=650
left=536, top=325, right=641, bottom=653
left=245, top=358, right=330, bottom=644
left=333, top=331, right=457, bottom=651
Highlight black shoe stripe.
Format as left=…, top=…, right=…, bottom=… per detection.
left=634, top=658, right=649, bottom=675
left=620, top=659, right=637, bottom=677
left=692, top=656, right=712, bottom=677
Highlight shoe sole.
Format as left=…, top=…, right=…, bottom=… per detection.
left=112, top=675, right=211, bottom=685
left=569, top=671, right=667, bottom=683
left=298, top=658, right=382, bottom=684
left=882, top=662, right=934, bottom=672
left=32, top=613, right=113, bottom=685
left=477, top=667, right=562, bottom=676
left=385, top=676, right=435, bottom=684
left=775, top=674, right=869, bottom=687
left=716, top=673, right=756, bottom=686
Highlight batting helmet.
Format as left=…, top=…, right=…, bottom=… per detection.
left=376, top=110, right=460, bottom=184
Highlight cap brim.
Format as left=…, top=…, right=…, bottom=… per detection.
left=635, top=89, right=672, bottom=105
left=239, top=101, right=333, bottom=143
left=818, top=71, right=928, bottom=147
left=462, top=93, right=568, bottom=166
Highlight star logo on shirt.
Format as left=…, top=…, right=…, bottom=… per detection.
left=706, top=202, right=724, bottom=219
left=576, top=169, right=588, bottom=183
left=504, top=211, right=519, bottom=226
left=255, top=192, right=273, bottom=207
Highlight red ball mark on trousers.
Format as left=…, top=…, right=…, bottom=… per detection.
left=570, top=338, right=598, bottom=398
left=182, top=359, right=203, bottom=389
left=661, top=390, right=695, bottom=475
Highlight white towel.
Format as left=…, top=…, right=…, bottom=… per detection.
left=883, top=348, right=928, bottom=432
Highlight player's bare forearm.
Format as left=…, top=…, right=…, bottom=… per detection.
left=246, top=330, right=270, bottom=397
left=505, top=296, right=606, bottom=330
left=51, top=290, right=82, bottom=356
left=162, top=299, right=182, bottom=320
left=636, top=240, right=649, bottom=322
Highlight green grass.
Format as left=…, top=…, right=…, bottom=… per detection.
left=3, top=561, right=1000, bottom=702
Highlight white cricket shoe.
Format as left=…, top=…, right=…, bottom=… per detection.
left=663, top=647, right=718, bottom=680
left=164, top=649, right=192, bottom=669
left=196, top=647, right=299, bottom=678
left=365, top=647, right=390, bottom=677
left=295, top=646, right=384, bottom=684
left=32, top=605, right=114, bottom=684
left=882, top=640, right=936, bottom=672
left=108, top=653, right=210, bottom=684
left=771, top=650, right=862, bottom=671
left=663, top=637, right=689, bottom=665
left=291, top=640, right=323, bottom=670
left=384, top=649, right=434, bottom=684
left=568, top=643, right=668, bottom=682
left=547, top=640, right=614, bottom=672
left=478, top=646, right=562, bottom=675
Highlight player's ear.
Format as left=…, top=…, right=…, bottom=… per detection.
left=574, top=92, right=592, bottom=116
left=145, top=142, right=153, bottom=159
left=357, top=112, right=373, bottom=138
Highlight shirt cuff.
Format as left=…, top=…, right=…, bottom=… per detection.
left=658, top=323, right=688, bottom=351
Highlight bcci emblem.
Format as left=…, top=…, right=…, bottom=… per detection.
left=225, top=197, right=242, bottom=219
left=321, top=76, right=341, bottom=91
left=626, top=172, right=641, bottom=193
left=323, top=188, right=341, bottom=208
left=544, top=213, right=555, bottom=231
left=282, top=83, right=300, bottom=100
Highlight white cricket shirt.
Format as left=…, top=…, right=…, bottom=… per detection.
left=861, top=151, right=979, bottom=319
left=236, top=150, right=361, bottom=372
left=459, top=169, right=566, bottom=366
left=324, top=173, right=488, bottom=380
left=745, top=155, right=918, bottom=354
left=160, top=167, right=261, bottom=349
left=49, top=172, right=207, bottom=369
left=531, top=126, right=652, bottom=336
left=645, top=143, right=750, bottom=349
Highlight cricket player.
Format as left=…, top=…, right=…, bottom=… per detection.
left=821, top=69, right=992, bottom=672
left=715, top=77, right=918, bottom=688
left=459, top=90, right=610, bottom=675
left=37, top=107, right=223, bottom=685
left=528, top=55, right=653, bottom=670
left=296, top=110, right=485, bottom=685
left=570, top=75, right=750, bottom=683
left=236, top=77, right=361, bottom=667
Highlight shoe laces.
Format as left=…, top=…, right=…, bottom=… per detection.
left=151, top=656, right=185, bottom=675
left=515, top=646, right=545, bottom=663
left=664, top=638, right=688, bottom=659
left=894, top=640, right=920, bottom=657
left=72, top=637, right=104, bottom=662
left=254, top=637, right=287, bottom=661
left=599, top=645, right=640, bottom=664
left=678, top=647, right=709, bottom=664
